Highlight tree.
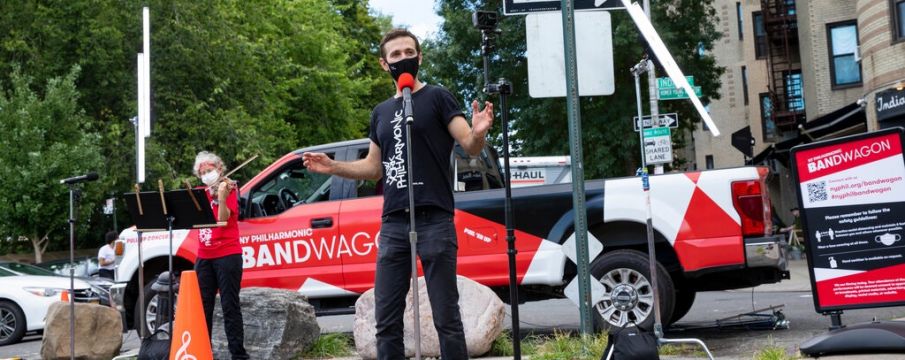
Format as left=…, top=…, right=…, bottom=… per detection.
left=0, top=0, right=392, bottom=252
left=422, top=0, right=723, bottom=178
left=0, top=66, right=104, bottom=262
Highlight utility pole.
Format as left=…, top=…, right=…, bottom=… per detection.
left=643, top=0, right=664, bottom=175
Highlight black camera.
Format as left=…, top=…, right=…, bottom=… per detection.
left=472, top=10, right=498, bottom=31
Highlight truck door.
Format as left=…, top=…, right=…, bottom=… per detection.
left=337, top=146, right=383, bottom=294
left=239, top=153, right=346, bottom=296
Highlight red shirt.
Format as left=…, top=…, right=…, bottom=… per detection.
left=197, top=187, right=241, bottom=259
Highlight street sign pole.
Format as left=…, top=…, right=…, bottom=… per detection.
left=560, top=0, right=593, bottom=336
left=642, top=0, right=663, bottom=175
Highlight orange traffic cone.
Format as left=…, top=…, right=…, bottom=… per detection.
left=60, top=290, right=69, bottom=302
left=168, top=270, right=213, bottom=360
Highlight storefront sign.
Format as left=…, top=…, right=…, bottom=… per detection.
left=876, top=88, right=905, bottom=122
left=792, top=128, right=905, bottom=312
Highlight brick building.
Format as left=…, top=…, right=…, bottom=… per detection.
left=690, top=0, right=905, bottom=222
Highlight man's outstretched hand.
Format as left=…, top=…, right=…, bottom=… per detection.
left=302, top=152, right=333, bottom=175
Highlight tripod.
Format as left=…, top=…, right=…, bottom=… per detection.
left=475, top=12, right=522, bottom=359
left=66, top=184, right=80, bottom=360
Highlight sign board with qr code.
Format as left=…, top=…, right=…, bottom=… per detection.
left=791, top=128, right=905, bottom=312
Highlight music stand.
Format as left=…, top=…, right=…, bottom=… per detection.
left=124, top=190, right=167, bottom=338
left=125, top=186, right=221, bottom=336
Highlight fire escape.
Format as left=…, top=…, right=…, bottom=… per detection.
left=761, top=0, right=805, bottom=130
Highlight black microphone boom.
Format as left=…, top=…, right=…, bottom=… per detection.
left=402, top=86, right=414, bottom=124
left=60, top=172, right=99, bottom=184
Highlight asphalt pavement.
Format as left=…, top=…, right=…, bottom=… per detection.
left=5, top=259, right=905, bottom=359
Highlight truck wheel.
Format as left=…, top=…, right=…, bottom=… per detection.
left=133, top=281, right=161, bottom=336
left=669, top=288, right=696, bottom=324
left=590, top=249, right=675, bottom=332
left=0, top=300, right=26, bottom=346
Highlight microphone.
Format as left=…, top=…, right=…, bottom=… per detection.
left=60, top=172, right=99, bottom=184
left=397, top=73, right=415, bottom=124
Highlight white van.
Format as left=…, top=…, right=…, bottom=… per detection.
left=503, top=156, right=572, bottom=188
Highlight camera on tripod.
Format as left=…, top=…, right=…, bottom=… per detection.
left=472, top=10, right=498, bottom=31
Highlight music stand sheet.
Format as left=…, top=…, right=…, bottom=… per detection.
left=123, top=192, right=168, bottom=231
left=165, top=188, right=219, bottom=229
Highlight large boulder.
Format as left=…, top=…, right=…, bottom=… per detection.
left=211, top=287, right=320, bottom=360
left=41, top=302, right=123, bottom=360
left=353, top=275, right=506, bottom=359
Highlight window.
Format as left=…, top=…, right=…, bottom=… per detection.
left=705, top=155, right=714, bottom=170
left=784, top=70, right=805, bottom=111
left=737, top=2, right=744, bottom=40
left=246, top=157, right=334, bottom=218
left=753, top=12, right=767, bottom=59
left=828, top=21, right=862, bottom=87
left=453, top=146, right=503, bottom=192
left=355, top=149, right=380, bottom=198
left=741, top=66, right=749, bottom=105
left=894, top=0, right=905, bottom=41
left=760, top=93, right=779, bottom=142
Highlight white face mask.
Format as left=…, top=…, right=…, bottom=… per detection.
left=201, top=170, right=220, bottom=186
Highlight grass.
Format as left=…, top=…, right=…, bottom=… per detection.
left=294, top=331, right=801, bottom=359
left=298, top=333, right=355, bottom=359
left=752, top=345, right=797, bottom=360
left=489, top=330, right=609, bottom=360
left=659, top=343, right=707, bottom=357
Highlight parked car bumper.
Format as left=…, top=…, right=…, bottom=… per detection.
left=745, top=234, right=789, bottom=271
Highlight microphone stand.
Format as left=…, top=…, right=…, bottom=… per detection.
left=478, top=24, right=521, bottom=359
left=402, top=84, right=422, bottom=360
left=66, top=184, right=81, bottom=360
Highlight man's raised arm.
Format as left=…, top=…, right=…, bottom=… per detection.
left=303, top=141, right=383, bottom=180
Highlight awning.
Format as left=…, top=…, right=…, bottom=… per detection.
left=752, top=100, right=867, bottom=167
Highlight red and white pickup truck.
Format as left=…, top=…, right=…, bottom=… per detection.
left=110, top=138, right=788, bottom=332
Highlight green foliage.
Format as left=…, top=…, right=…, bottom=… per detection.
left=423, top=0, right=724, bottom=178
left=299, top=333, right=355, bottom=359
left=530, top=331, right=609, bottom=360
left=0, top=66, right=104, bottom=261
left=489, top=330, right=540, bottom=357
left=753, top=345, right=797, bottom=360
left=659, top=343, right=707, bottom=356
left=0, top=0, right=390, bottom=250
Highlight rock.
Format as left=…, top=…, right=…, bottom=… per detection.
left=41, top=302, right=123, bottom=360
left=353, top=276, right=506, bottom=359
left=211, top=287, right=320, bottom=360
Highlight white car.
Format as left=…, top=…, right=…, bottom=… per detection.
left=0, top=262, right=101, bottom=345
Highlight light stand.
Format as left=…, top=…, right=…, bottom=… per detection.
left=131, top=115, right=148, bottom=339
left=620, top=59, right=713, bottom=360
left=67, top=184, right=80, bottom=360
left=403, top=87, right=423, bottom=360
left=474, top=10, right=521, bottom=359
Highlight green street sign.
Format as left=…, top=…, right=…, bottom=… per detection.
left=659, top=86, right=703, bottom=100
left=642, top=127, right=672, bottom=165
left=642, top=127, right=670, bottom=137
left=656, top=76, right=694, bottom=90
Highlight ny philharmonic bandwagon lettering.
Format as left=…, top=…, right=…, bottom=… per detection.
left=806, top=139, right=893, bottom=173
left=383, top=109, right=407, bottom=189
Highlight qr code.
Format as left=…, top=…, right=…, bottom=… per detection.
left=807, top=181, right=827, bottom=202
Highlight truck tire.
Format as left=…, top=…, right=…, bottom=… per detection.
left=669, top=288, right=696, bottom=324
left=133, top=281, right=161, bottom=336
left=0, top=301, right=26, bottom=346
left=590, top=249, right=675, bottom=332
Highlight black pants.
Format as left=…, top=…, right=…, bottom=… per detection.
left=195, top=254, right=248, bottom=360
left=98, top=268, right=114, bottom=280
left=375, top=208, right=468, bottom=360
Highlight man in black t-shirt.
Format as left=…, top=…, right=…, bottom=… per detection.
left=302, top=28, right=493, bottom=359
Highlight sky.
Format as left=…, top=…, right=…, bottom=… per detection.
left=368, top=0, right=443, bottom=40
